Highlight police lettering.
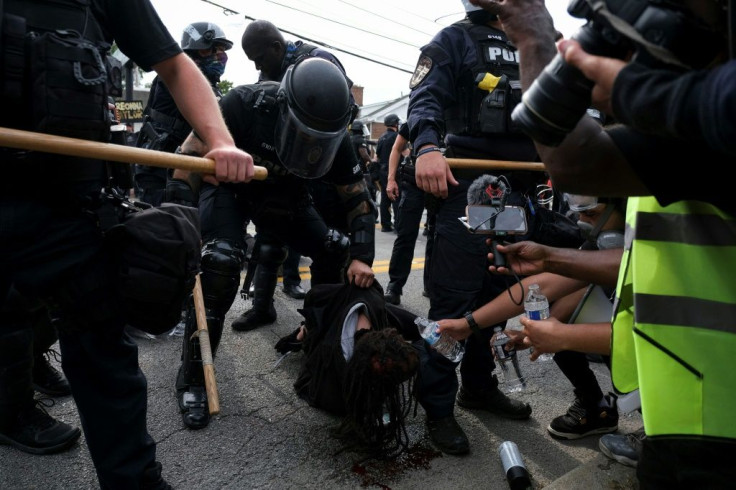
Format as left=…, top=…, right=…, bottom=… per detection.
left=487, top=47, right=519, bottom=63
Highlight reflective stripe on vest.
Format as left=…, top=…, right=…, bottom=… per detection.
left=612, top=197, right=736, bottom=438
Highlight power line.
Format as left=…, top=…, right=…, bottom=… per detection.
left=264, top=0, right=422, bottom=49
left=336, top=0, right=437, bottom=38
left=197, top=0, right=417, bottom=74
left=243, top=14, right=414, bottom=74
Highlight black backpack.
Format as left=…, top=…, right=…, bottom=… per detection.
left=105, top=203, right=201, bottom=334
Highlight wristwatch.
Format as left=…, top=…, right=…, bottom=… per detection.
left=464, top=311, right=481, bottom=336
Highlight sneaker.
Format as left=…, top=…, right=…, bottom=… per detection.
left=231, top=303, right=277, bottom=331
left=426, top=416, right=469, bottom=455
left=457, top=384, right=532, bottom=420
left=32, top=350, right=71, bottom=397
left=384, top=289, right=400, bottom=305
left=547, top=395, right=618, bottom=440
left=599, top=427, right=645, bottom=468
left=0, top=401, right=81, bottom=455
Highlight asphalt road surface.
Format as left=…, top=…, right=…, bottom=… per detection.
left=1, top=217, right=641, bottom=489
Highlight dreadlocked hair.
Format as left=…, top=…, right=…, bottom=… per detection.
left=341, top=328, right=419, bottom=459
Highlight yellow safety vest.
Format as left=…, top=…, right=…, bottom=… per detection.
left=611, top=197, right=736, bottom=438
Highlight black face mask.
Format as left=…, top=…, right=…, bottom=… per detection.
left=468, top=10, right=498, bottom=25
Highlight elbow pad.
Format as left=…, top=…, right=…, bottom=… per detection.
left=349, top=212, right=376, bottom=267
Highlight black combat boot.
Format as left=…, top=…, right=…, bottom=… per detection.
left=232, top=263, right=278, bottom=331
left=176, top=303, right=224, bottom=430
left=32, top=350, right=71, bottom=397
left=0, top=400, right=81, bottom=455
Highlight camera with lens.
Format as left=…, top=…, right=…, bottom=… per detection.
left=511, top=0, right=725, bottom=146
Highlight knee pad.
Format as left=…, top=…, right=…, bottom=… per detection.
left=257, top=241, right=288, bottom=268
left=200, top=239, right=245, bottom=314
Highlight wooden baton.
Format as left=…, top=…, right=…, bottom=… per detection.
left=0, top=127, right=268, bottom=180
left=192, top=274, right=220, bottom=416
left=446, top=158, right=546, bottom=172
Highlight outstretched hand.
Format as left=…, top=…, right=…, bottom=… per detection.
left=519, top=315, right=567, bottom=361
left=488, top=240, right=551, bottom=276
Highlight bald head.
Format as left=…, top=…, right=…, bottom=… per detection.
left=241, top=20, right=287, bottom=80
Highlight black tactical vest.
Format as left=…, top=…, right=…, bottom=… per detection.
left=1, top=0, right=122, bottom=141
left=444, top=19, right=522, bottom=136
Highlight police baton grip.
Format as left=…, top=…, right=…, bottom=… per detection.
left=0, top=127, right=268, bottom=180
left=192, top=274, right=220, bottom=415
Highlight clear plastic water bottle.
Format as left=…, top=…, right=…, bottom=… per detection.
left=523, top=283, right=553, bottom=361
left=492, top=327, right=526, bottom=393
left=415, top=317, right=464, bottom=363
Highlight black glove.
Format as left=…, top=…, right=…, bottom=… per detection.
left=275, top=324, right=304, bottom=354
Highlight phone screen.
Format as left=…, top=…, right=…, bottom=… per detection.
left=466, top=205, right=528, bottom=235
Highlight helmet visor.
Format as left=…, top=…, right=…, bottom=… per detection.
left=275, top=101, right=343, bottom=179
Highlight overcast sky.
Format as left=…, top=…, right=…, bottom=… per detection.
left=148, top=0, right=584, bottom=105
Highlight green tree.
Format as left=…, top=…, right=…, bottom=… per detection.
left=218, top=79, right=233, bottom=95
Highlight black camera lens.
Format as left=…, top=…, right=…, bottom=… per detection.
left=511, top=22, right=626, bottom=146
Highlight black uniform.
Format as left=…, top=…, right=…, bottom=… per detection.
left=247, top=40, right=358, bottom=304
left=176, top=81, right=375, bottom=414
left=385, top=123, right=434, bottom=298
left=407, top=18, right=543, bottom=421
left=351, top=130, right=378, bottom=203
left=134, top=76, right=222, bottom=206
left=0, top=0, right=179, bottom=487
left=375, top=128, right=400, bottom=230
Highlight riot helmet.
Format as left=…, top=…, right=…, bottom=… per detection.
left=384, top=114, right=400, bottom=127
left=351, top=120, right=365, bottom=134
left=181, top=22, right=233, bottom=52
left=275, top=57, right=352, bottom=179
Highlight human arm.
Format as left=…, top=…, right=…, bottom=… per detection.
left=490, top=241, right=623, bottom=287
left=334, top=169, right=377, bottom=288
left=152, top=54, right=254, bottom=184
left=519, top=317, right=612, bottom=360
left=407, top=32, right=462, bottom=198
left=387, top=130, right=410, bottom=201
left=437, top=273, right=587, bottom=341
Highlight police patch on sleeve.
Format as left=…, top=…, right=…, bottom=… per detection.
left=409, top=55, right=433, bottom=89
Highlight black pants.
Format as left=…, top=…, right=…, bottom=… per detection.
left=378, top=167, right=398, bottom=229
left=198, top=184, right=348, bottom=309
left=638, top=437, right=736, bottom=489
left=387, top=168, right=434, bottom=295
left=553, top=350, right=609, bottom=406
left=418, top=177, right=512, bottom=418
left=282, top=247, right=302, bottom=288
left=1, top=196, right=159, bottom=489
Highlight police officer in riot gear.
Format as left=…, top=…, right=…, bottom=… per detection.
left=406, top=0, right=543, bottom=455
left=0, top=0, right=252, bottom=487
left=350, top=120, right=378, bottom=203
left=234, top=19, right=362, bottom=331
left=134, top=22, right=233, bottom=206
left=168, top=57, right=376, bottom=430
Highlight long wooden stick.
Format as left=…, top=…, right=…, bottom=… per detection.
left=192, top=275, right=220, bottom=415
left=446, top=158, right=546, bottom=172
left=0, top=127, right=267, bottom=180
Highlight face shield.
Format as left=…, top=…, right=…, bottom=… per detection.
left=274, top=59, right=352, bottom=179
left=274, top=102, right=345, bottom=179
